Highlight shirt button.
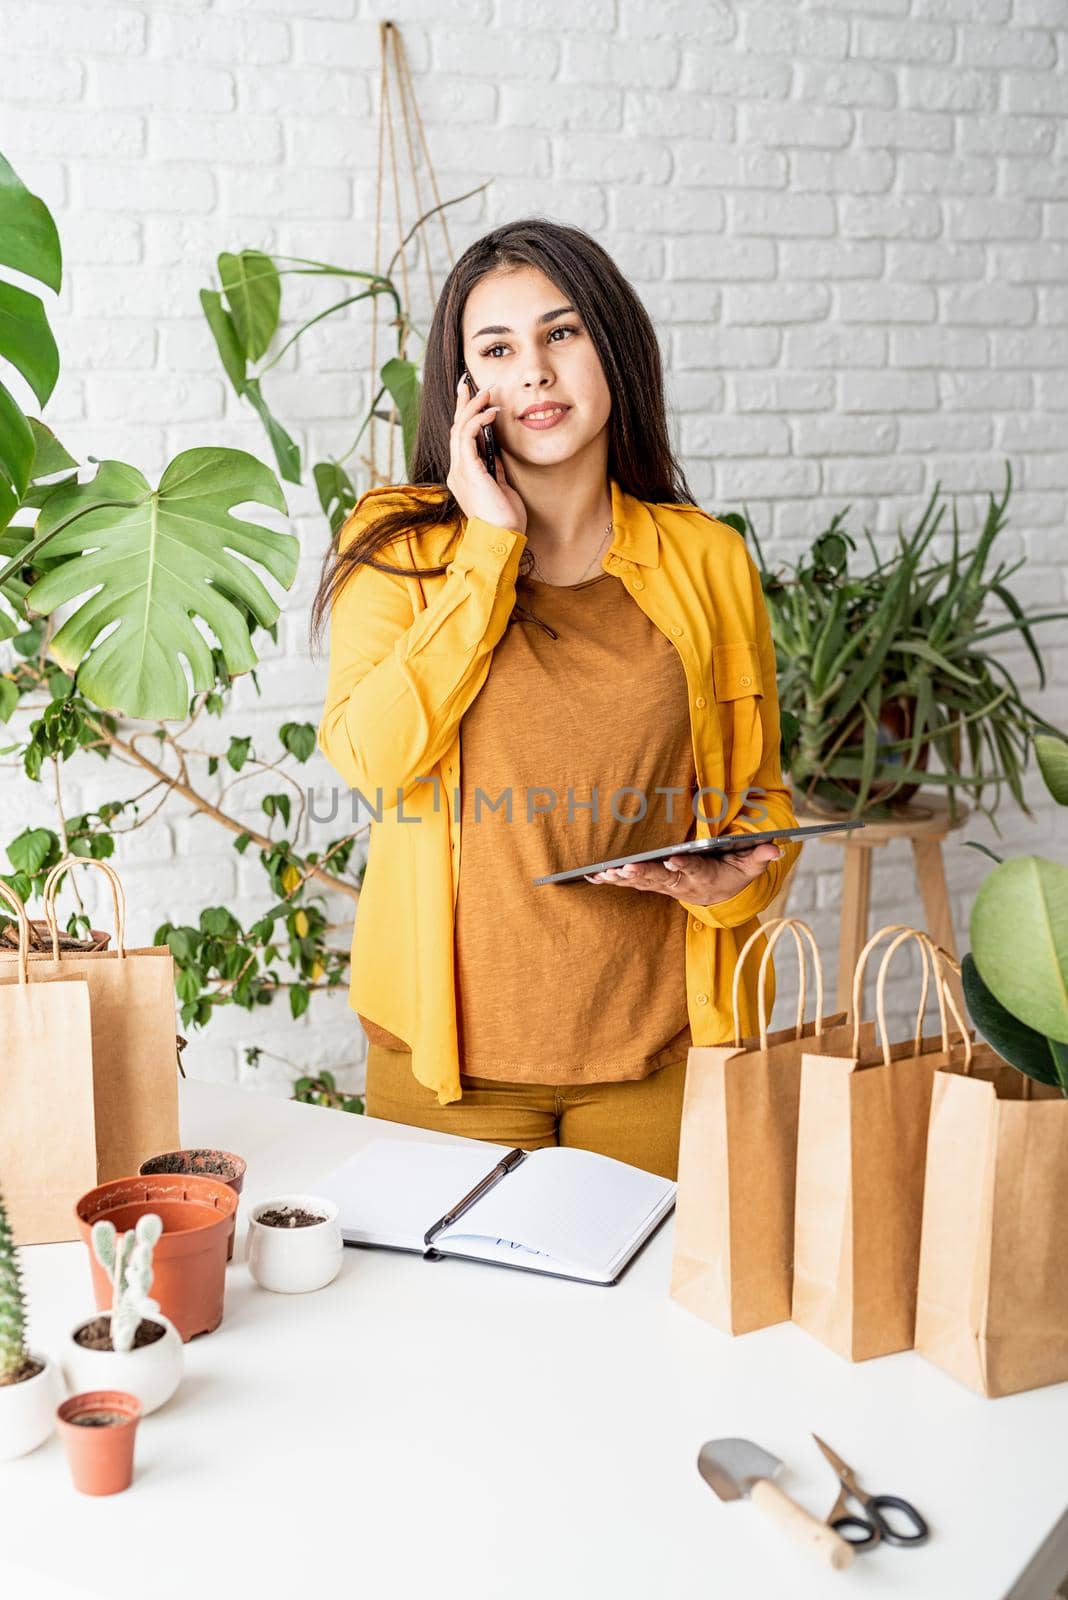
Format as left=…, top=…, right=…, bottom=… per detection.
left=632, top=578, right=644, bottom=591
left=740, top=674, right=752, bottom=687
left=671, top=625, right=683, bottom=636
left=696, top=992, right=709, bottom=1005
left=691, top=917, right=703, bottom=932
left=493, top=541, right=508, bottom=555
left=695, top=696, right=707, bottom=709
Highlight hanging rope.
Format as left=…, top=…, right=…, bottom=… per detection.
left=365, top=20, right=457, bottom=488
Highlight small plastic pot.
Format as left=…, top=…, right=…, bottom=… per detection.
left=0, top=1353, right=64, bottom=1460
left=75, top=1174, right=238, bottom=1342
left=57, top=1389, right=141, bottom=1495
left=63, top=1313, right=183, bottom=1415
left=247, top=1195, right=343, bottom=1293
left=139, top=1148, right=247, bottom=1262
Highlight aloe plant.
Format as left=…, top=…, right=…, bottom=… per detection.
left=961, top=735, right=1068, bottom=1094
left=732, top=465, right=1068, bottom=824
left=0, top=1184, right=29, bottom=1383
left=90, top=1213, right=163, bottom=1353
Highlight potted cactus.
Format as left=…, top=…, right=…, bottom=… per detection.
left=961, top=734, right=1068, bottom=1090
left=0, top=1184, right=64, bottom=1459
left=62, top=1213, right=183, bottom=1415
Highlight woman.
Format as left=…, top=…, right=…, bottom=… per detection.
left=313, top=218, right=801, bottom=1180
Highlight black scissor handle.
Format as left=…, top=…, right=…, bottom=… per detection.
left=831, top=1514, right=880, bottom=1551
left=866, top=1494, right=930, bottom=1547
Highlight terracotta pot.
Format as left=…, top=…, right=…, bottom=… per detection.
left=74, top=1174, right=238, bottom=1342
left=57, top=1389, right=141, bottom=1495
left=139, top=1148, right=247, bottom=1262
left=838, top=695, right=930, bottom=806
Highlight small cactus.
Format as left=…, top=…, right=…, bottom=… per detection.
left=0, top=1186, right=29, bottom=1383
left=90, top=1213, right=163, bottom=1354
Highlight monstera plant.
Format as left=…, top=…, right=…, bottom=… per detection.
left=0, top=151, right=474, bottom=1109
left=962, top=735, right=1068, bottom=1094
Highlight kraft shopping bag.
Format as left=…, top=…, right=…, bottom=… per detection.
left=0, top=856, right=180, bottom=1187
left=0, top=882, right=98, bottom=1244
left=670, top=916, right=856, bottom=1335
left=791, top=924, right=972, bottom=1362
left=916, top=1021, right=1068, bottom=1398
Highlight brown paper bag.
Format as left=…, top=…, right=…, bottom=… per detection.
left=671, top=916, right=858, bottom=1335
left=0, top=856, right=180, bottom=1189
left=791, top=924, right=972, bottom=1363
left=916, top=1033, right=1068, bottom=1398
left=0, top=882, right=98, bottom=1244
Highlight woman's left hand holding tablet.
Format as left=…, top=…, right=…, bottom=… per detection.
left=584, top=841, right=785, bottom=907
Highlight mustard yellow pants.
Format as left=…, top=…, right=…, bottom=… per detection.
left=364, top=1043, right=688, bottom=1180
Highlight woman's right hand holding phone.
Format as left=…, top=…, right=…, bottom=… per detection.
left=447, top=376, right=527, bottom=536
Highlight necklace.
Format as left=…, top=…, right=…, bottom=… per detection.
left=528, top=520, right=613, bottom=587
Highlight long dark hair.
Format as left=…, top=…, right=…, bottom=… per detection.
left=309, top=217, right=698, bottom=654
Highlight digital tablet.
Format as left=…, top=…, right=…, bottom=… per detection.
left=532, top=819, right=866, bottom=887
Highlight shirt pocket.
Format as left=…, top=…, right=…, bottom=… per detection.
left=711, top=641, right=765, bottom=806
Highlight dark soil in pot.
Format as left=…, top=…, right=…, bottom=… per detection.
left=258, top=1206, right=326, bottom=1228
left=0, top=1356, right=44, bottom=1386
left=74, top=1317, right=167, bottom=1353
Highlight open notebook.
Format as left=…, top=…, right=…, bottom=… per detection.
left=315, top=1138, right=676, bottom=1286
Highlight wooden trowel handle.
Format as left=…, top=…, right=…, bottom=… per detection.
left=750, top=1478, right=855, bottom=1570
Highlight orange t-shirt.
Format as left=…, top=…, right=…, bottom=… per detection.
left=360, top=566, right=696, bottom=1082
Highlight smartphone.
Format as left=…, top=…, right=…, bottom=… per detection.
left=461, top=368, right=498, bottom=482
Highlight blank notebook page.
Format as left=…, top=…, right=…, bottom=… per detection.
left=317, top=1138, right=511, bottom=1250
left=440, top=1145, right=674, bottom=1277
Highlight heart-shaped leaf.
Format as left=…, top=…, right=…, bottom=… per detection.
left=380, top=356, right=421, bottom=477
left=1036, top=734, right=1068, bottom=808
left=21, top=447, right=294, bottom=720
left=970, top=856, right=1068, bottom=1045
left=219, top=250, right=280, bottom=364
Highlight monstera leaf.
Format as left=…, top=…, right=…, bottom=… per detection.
left=19, top=447, right=294, bottom=720
left=0, top=421, right=78, bottom=641
left=0, top=152, right=63, bottom=533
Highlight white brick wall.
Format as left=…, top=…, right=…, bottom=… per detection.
left=1, top=0, right=1065, bottom=1096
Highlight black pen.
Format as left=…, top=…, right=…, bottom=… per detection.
left=423, top=1147, right=527, bottom=1254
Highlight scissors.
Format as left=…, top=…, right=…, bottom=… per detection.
left=813, top=1434, right=930, bottom=1552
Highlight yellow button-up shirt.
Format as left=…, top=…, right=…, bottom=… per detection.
left=317, top=476, right=802, bottom=1105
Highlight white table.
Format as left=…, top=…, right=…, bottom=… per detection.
left=3, top=1079, right=1068, bottom=1600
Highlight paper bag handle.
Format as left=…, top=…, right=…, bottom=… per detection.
left=41, top=855, right=128, bottom=960
left=876, top=930, right=973, bottom=1071
left=731, top=915, right=826, bottom=1050
left=917, top=946, right=980, bottom=1078
left=850, top=923, right=972, bottom=1068
left=0, top=879, right=32, bottom=985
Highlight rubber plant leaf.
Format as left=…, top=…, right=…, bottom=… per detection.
left=22, top=447, right=294, bottom=720
left=970, top=856, right=1068, bottom=1046
left=961, top=951, right=1066, bottom=1090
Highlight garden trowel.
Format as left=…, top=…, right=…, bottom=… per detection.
left=697, top=1437, right=855, bottom=1570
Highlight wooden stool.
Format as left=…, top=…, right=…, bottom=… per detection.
left=762, top=795, right=971, bottom=1016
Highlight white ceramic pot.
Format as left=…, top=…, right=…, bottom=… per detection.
left=0, top=1353, right=64, bottom=1460
left=62, top=1314, right=183, bottom=1416
left=246, top=1194, right=344, bottom=1293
